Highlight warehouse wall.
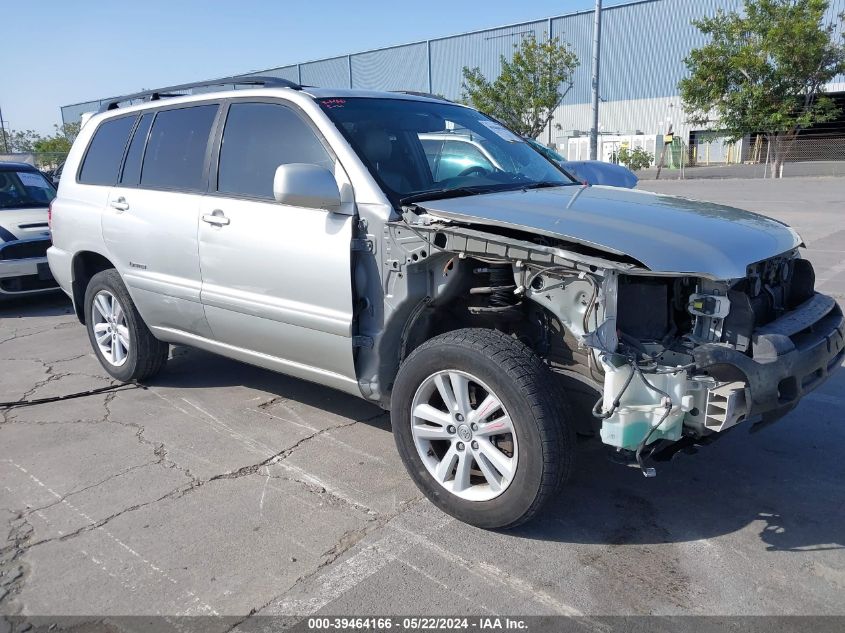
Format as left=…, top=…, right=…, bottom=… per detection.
left=546, top=0, right=844, bottom=153
left=62, top=0, right=845, bottom=158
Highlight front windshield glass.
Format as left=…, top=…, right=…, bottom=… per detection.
left=526, top=138, right=566, bottom=163
left=0, top=169, right=56, bottom=209
left=318, top=97, right=576, bottom=204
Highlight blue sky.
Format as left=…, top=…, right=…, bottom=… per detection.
left=4, top=0, right=628, bottom=134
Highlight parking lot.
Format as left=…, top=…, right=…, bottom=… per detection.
left=1, top=176, right=843, bottom=621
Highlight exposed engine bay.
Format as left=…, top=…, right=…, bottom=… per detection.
left=353, top=205, right=845, bottom=477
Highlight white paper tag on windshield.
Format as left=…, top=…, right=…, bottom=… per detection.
left=18, top=172, right=48, bottom=188
left=478, top=120, right=524, bottom=143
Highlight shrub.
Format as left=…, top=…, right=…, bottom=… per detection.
left=617, top=146, right=653, bottom=171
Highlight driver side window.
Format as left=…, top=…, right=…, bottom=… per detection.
left=217, top=102, right=334, bottom=200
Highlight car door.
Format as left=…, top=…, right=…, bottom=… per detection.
left=102, top=103, right=219, bottom=337
left=197, top=100, right=357, bottom=390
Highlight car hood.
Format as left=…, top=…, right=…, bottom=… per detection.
left=416, top=185, right=802, bottom=280
left=0, top=207, right=50, bottom=242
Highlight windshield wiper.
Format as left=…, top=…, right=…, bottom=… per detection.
left=399, top=180, right=575, bottom=207
left=519, top=180, right=577, bottom=191
left=399, top=186, right=506, bottom=206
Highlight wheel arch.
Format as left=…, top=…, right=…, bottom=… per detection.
left=71, top=250, right=116, bottom=324
left=390, top=326, right=575, bottom=528
left=390, top=268, right=602, bottom=435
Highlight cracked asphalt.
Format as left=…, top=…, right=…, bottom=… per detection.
left=1, top=177, right=844, bottom=621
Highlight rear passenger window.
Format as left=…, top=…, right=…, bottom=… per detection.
left=141, top=105, right=218, bottom=191
left=217, top=102, right=333, bottom=200
left=120, top=113, right=153, bottom=186
left=78, top=116, right=137, bottom=185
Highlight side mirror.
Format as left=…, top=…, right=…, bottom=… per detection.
left=273, top=163, right=342, bottom=212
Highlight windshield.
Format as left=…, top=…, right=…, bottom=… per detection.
left=0, top=169, right=56, bottom=209
left=525, top=138, right=566, bottom=163
left=318, top=97, right=576, bottom=204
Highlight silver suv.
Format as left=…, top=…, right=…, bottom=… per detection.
left=48, top=78, right=844, bottom=528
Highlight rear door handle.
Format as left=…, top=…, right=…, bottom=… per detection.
left=202, top=211, right=230, bottom=226
left=110, top=197, right=129, bottom=212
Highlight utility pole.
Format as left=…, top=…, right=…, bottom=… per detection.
left=589, top=0, right=603, bottom=160
left=0, top=105, right=9, bottom=154
left=547, top=17, right=553, bottom=147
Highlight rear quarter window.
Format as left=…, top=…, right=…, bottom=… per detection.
left=78, top=115, right=137, bottom=186
left=120, top=113, right=154, bottom=186
left=141, top=105, right=218, bottom=191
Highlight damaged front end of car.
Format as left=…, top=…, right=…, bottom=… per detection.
left=369, top=201, right=844, bottom=476
left=587, top=253, right=843, bottom=474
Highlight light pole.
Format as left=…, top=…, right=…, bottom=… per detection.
left=0, top=105, right=9, bottom=154
left=589, top=0, right=603, bottom=161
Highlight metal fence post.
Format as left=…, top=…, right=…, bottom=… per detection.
left=548, top=17, right=553, bottom=147
left=764, top=140, right=771, bottom=179
left=427, top=40, right=433, bottom=94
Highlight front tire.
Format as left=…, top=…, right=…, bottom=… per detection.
left=391, top=329, right=574, bottom=529
left=84, top=269, right=168, bottom=382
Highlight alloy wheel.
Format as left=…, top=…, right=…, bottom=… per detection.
left=410, top=370, right=518, bottom=501
left=91, top=290, right=130, bottom=367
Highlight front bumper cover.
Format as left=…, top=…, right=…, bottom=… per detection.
left=693, top=294, right=844, bottom=418
left=0, top=237, right=58, bottom=296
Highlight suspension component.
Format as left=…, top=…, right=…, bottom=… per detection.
left=468, top=265, right=520, bottom=314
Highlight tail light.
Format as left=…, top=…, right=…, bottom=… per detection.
left=48, top=200, right=53, bottom=231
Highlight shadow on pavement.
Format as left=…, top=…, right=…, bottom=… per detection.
left=0, top=292, right=72, bottom=319
left=152, top=346, right=845, bottom=552
left=513, top=371, right=845, bottom=551
left=148, top=344, right=388, bottom=427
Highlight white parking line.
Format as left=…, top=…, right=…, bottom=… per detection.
left=815, top=258, right=845, bottom=290
left=147, top=389, right=375, bottom=514
left=3, top=459, right=218, bottom=615
left=265, top=511, right=452, bottom=616
left=249, top=407, right=389, bottom=465
left=258, top=466, right=271, bottom=523
left=391, top=524, right=584, bottom=617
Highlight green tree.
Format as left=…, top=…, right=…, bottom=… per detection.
left=33, top=123, right=80, bottom=156
left=617, top=146, right=654, bottom=172
left=679, top=0, right=845, bottom=178
left=1, top=122, right=79, bottom=167
left=462, top=33, right=579, bottom=138
left=3, top=128, right=41, bottom=153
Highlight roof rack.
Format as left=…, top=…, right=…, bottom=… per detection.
left=98, top=75, right=302, bottom=112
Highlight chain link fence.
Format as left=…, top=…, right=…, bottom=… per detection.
left=746, top=133, right=845, bottom=163
left=636, top=133, right=845, bottom=180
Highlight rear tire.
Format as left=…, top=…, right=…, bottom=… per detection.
left=84, top=269, right=168, bottom=382
left=391, top=328, right=574, bottom=529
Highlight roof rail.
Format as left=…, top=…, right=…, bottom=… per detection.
left=98, top=75, right=302, bottom=112
left=390, top=91, right=454, bottom=103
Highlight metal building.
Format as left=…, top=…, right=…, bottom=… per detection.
left=61, top=0, right=845, bottom=161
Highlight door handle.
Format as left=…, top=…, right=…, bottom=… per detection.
left=201, top=211, right=230, bottom=226
left=110, top=197, right=129, bottom=212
